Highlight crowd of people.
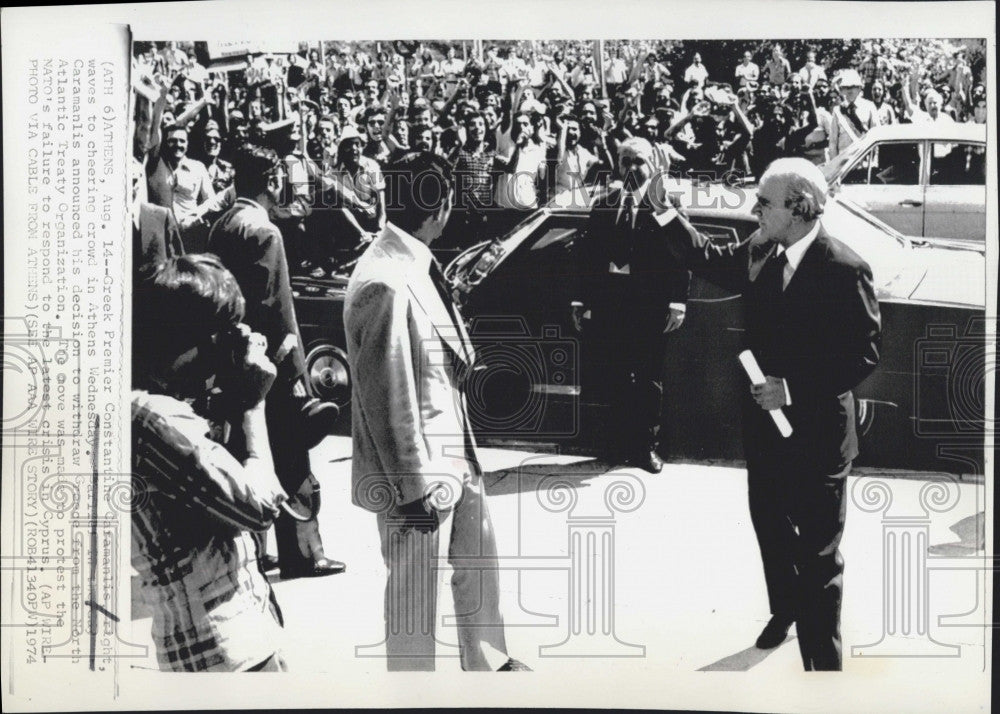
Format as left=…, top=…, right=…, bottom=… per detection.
left=133, top=38, right=987, bottom=273
left=129, top=37, right=966, bottom=674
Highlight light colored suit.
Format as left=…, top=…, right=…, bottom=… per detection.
left=344, top=223, right=508, bottom=671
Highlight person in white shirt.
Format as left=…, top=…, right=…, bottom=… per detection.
left=902, top=86, right=954, bottom=124
left=828, top=70, right=880, bottom=156
left=798, top=50, right=828, bottom=88
left=683, top=52, right=709, bottom=88
left=546, top=114, right=600, bottom=208
left=735, top=51, right=760, bottom=88
left=495, top=112, right=546, bottom=213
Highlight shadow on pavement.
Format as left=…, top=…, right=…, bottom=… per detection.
left=928, top=512, right=985, bottom=555
left=484, top=455, right=623, bottom=496
left=698, top=637, right=796, bottom=671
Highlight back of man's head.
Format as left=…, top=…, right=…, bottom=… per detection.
left=232, top=144, right=282, bottom=199
left=760, top=158, right=829, bottom=222
left=384, top=151, right=454, bottom=235
left=134, top=253, right=246, bottom=374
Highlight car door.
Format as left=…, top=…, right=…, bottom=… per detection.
left=659, top=219, right=750, bottom=461
left=923, top=140, right=987, bottom=243
left=836, top=140, right=926, bottom=237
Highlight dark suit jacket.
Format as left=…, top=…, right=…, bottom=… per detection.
left=666, top=213, right=882, bottom=476
left=133, top=202, right=184, bottom=271
left=207, top=198, right=307, bottom=380
left=576, top=185, right=691, bottom=320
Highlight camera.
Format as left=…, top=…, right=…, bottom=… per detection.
left=913, top=319, right=993, bottom=438
left=461, top=317, right=580, bottom=440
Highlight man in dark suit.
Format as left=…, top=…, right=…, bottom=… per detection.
left=208, top=145, right=344, bottom=579
left=664, top=157, right=882, bottom=670
left=572, top=137, right=691, bottom=473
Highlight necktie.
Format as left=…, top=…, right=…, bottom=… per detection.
left=613, top=191, right=637, bottom=266
left=758, top=247, right=789, bottom=296
left=846, top=102, right=866, bottom=135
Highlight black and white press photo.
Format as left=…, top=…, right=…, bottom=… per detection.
left=2, top=2, right=995, bottom=712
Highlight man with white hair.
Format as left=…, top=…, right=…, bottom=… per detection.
left=901, top=83, right=955, bottom=124
left=571, top=136, right=690, bottom=473
left=829, top=69, right=880, bottom=156
left=663, top=157, right=881, bottom=670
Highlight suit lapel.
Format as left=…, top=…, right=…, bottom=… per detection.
left=375, top=226, right=475, bottom=368
left=783, top=230, right=830, bottom=298
left=408, top=274, right=475, bottom=368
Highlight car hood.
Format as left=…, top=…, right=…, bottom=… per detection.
left=901, top=243, right=986, bottom=308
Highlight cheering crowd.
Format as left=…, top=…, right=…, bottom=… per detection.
left=133, top=39, right=987, bottom=272
left=129, top=38, right=975, bottom=673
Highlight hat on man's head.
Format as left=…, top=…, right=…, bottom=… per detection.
left=338, top=124, right=366, bottom=146
left=838, top=69, right=863, bottom=88
left=229, top=109, right=246, bottom=123
left=260, top=117, right=296, bottom=136
left=520, top=98, right=547, bottom=115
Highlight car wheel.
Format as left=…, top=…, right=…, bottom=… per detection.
left=304, top=342, right=352, bottom=408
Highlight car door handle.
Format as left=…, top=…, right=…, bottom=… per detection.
left=898, top=199, right=923, bottom=206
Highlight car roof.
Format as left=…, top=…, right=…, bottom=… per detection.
left=859, top=121, right=987, bottom=143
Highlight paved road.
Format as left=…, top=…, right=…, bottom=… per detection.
left=129, top=436, right=988, bottom=709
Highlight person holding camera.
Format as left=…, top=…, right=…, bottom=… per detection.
left=344, top=151, right=530, bottom=673
left=208, top=145, right=345, bottom=580
left=131, top=254, right=289, bottom=671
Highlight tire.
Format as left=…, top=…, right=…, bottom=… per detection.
left=304, top=341, right=352, bottom=407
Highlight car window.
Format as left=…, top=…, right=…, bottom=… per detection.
left=690, top=222, right=745, bottom=246
left=928, top=142, right=986, bottom=186
left=529, top=226, right=578, bottom=252
left=842, top=141, right=923, bottom=186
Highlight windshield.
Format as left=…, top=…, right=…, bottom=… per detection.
left=821, top=142, right=866, bottom=184
left=822, top=197, right=909, bottom=292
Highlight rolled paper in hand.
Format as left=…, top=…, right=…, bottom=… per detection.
left=738, top=350, right=793, bottom=438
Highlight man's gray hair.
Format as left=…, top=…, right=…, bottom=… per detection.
left=760, top=158, right=829, bottom=222
left=617, top=136, right=654, bottom=164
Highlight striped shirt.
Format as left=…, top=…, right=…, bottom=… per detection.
left=455, top=147, right=497, bottom=211
left=131, top=390, right=283, bottom=672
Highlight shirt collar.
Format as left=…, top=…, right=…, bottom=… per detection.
left=620, top=179, right=651, bottom=209
left=235, top=197, right=267, bottom=214
left=779, top=221, right=821, bottom=271
left=384, top=221, right=434, bottom=270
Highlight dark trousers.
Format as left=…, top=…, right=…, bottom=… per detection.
left=586, top=302, right=669, bottom=455
left=747, top=459, right=849, bottom=671
left=250, top=379, right=326, bottom=568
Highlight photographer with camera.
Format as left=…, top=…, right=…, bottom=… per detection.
left=208, top=145, right=345, bottom=580
left=132, top=254, right=289, bottom=672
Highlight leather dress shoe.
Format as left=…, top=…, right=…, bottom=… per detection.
left=497, top=657, right=532, bottom=671
left=629, top=450, right=664, bottom=474
left=258, top=553, right=280, bottom=573
left=755, top=615, right=794, bottom=649
left=280, top=557, right=347, bottom=580
left=297, top=398, right=340, bottom=450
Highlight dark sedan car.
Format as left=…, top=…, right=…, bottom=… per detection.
left=293, top=184, right=987, bottom=475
